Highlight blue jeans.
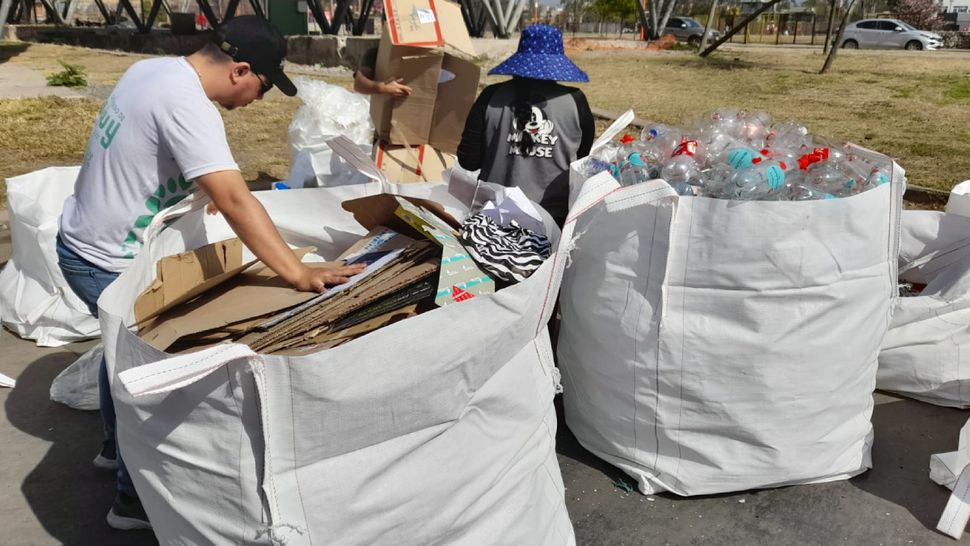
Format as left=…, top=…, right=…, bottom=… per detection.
left=56, top=235, right=136, bottom=499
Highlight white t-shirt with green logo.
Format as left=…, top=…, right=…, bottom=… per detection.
left=60, top=56, right=238, bottom=273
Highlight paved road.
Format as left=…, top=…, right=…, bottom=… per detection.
left=0, top=60, right=82, bottom=100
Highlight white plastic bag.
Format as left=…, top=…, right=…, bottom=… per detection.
left=50, top=343, right=102, bottom=410
left=284, top=77, right=373, bottom=188
left=877, top=195, right=970, bottom=408
left=97, top=145, right=593, bottom=544
left=558, top=111, right=905, bottom=496
left=0, top=167, right=100, bottom=346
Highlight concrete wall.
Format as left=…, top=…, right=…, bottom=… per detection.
left=1, top=25, right=380, bottom=67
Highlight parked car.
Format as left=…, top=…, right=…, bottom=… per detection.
left=839, top=18, right=943, bottom=50
left=663, top=16, right=721, bottom=46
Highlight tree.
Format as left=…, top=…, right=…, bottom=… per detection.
left=591, top=0, right=637, bottom=35
left=891, top=0, right=944, bottom=30
left=591, top=0, right=636, bottom=22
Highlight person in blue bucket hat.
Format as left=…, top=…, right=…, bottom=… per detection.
left=458, top=24, right=594, bottom=226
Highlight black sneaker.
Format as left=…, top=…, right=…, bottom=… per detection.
left=106, top=493, right=152, bottom=531
left=92, top=441, right=118, bottom=470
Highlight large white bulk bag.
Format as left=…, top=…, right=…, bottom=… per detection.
left=98, top=158, right=596, bottom=544
left=0, top=167, right=100, bottom=346
left=877, top=196, right=970, bottom=408
left=931, top=417, right=970, bottom=539
left=557, top=112, right=905, bottom=496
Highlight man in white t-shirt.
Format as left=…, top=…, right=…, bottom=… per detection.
left=56, top=16, right=364, bottom=531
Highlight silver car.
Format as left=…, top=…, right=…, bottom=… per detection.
left=839, top=18, right=943, bottom=50
left=664, top=16, right=721, bottom=47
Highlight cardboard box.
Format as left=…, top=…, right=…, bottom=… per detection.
left=370, top=0, right=481, bottom=154
left=374, top=141, right=456, bottom=184
left=342, top=194, right=495, bottom=306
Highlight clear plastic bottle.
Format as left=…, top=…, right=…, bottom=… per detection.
left=661, top=140, right=704, bottom=193
left=619, top=152, right=660, bottom=186
left=640, top=123, right=682, bottom=158
left=729, top=159, right=789, bottom=200
left=718, top=146, right=763, bottom=170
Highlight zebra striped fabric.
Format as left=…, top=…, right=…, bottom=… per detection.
left=459, top=214, right=552, bottom=283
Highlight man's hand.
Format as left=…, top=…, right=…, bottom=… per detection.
left=206, top=201, right=220, bottom=215
left=292, top=263, right=367, bottom=293
left=380, top=77, right=412, bottom=97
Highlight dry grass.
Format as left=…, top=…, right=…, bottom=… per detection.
left=554, top=46, right=970, bottom=191
left=2, top=40, right=970, bottom=210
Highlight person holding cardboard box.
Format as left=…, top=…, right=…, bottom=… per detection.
left=353, top=47, right=413, bottom=97
left=55, top=16, right=364, bottom=531
left=457, top=24, right=594, bottom=225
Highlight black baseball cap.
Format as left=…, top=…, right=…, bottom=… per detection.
left=214, top=15, right=297, bottom=96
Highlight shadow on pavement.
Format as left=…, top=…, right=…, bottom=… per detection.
left=850, top=394, right=968, bottom=531
left=0, top=42, right=30, bottom=64
left=5, top=352, right=156, bottom=546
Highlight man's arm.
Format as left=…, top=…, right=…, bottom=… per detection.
left=353, top=71, right=412, bottom=97
left=196, top=170, right=364, bottom=292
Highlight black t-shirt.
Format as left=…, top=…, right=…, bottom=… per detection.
left=457, top=78, right=594, bottom=223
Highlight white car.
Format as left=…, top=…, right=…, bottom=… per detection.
left=839, top=18, right=943, bottom=50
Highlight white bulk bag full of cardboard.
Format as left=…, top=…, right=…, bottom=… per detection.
left=557, top=111, right=905, bottom=496
left=0, top=167, right=100, bottom=346
left=877, top=191, right=970, bottom=408
left=97, top=142, right=593, bottom=545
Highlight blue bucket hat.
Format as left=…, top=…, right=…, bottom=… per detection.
left=488, top=24, right=589, bottom=83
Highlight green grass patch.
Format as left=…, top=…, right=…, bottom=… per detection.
left=891, top=86, right=916, bottom=98
left=944, top=77, right=970, bottom=100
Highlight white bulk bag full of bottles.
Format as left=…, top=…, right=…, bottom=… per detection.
left=0, top=167, right=100, bottom=346
left=557, top=112, right=905, bottom=496
left=877, top=200, right=970, bottom=408
left=98, top=148, right=583, bottom=545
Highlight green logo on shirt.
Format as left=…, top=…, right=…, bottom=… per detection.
left=120, top=174, right=195, bottom=258
left=96, top=96, right=125, bottom=150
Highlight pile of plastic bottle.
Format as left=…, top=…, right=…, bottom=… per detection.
left=583, top=109, right=892, bottom=201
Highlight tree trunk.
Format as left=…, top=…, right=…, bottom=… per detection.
left=634, top=0, right=649, bottom=41
left=823, top=0, right=836, bottom=54
left=0, top=0, right=13, bottom=40
left=699, top=0, right=719, bottom=51
left=820, top=0, right=858, bottom=74
left=699, top=0, right=784, bottom=57
left=656, top=0, right=678, bottom=40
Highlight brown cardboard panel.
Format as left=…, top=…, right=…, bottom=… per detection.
left=383, top=0, right=475, bottom=57
left=244, top=243, right=440, bottom=353
left=371, top=27, right=443, bottom=146
left=341, top=194, right=461, bottom=237
left=272, top=304, right=420, bottom=356
left=428, top=56, right=481, bottom=154
left=337, top=226, right=416, bottom=260
left=434, top=0, right=475, bottom=56
left=384, top=0, right=446, bottom=48
left=375, top=142, right=456, bottom=183
left=134, top=238, right=257, bottom=324
left=136, top=248, right=323, bottom=351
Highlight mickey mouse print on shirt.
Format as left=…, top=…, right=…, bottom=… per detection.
left=507, top=102, right=559, bottom=159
